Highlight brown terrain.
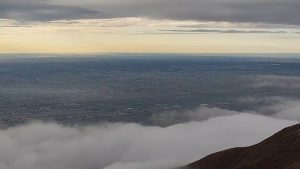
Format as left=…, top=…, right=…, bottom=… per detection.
left=183, top=123, right=300, bottom=169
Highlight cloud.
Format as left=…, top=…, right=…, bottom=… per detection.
left=0, top=1, right=105, bottom=21
left=159, top=29, right=287, bottom=34
left=236, top=96, right=300, bottom=121
left=253, top=75, right=300, bottom=89
left=150, top=106, right=240, bottom=126
left=257, top=98, right=300, bottom=121
left=2, top=18, right=293, bottom=36
left=149, top=96, right=300, bottom=126
left=0, top=0, right=300, bottom=25
left=0, top=114, right=294, bottom=169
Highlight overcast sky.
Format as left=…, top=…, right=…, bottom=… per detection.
left=1, top=0, right=300, bottom=53
left=1, top=0, right=300, bottom=24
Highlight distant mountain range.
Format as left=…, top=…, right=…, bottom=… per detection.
left=183, top=123, right=300, bottom=169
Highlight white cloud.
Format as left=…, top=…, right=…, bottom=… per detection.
left=0, top=113, right=294, bottom=169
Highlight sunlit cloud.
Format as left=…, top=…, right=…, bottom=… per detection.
left=0, top=17, right=300, bottom=53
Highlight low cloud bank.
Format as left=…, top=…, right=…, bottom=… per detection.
left=237, top=96, right=300, bottom=121
left=150, top=96, right=300, bottom=125
left=150, top=106, right=240, bottom=126
left=253, top=75, right=300, bottom=89
left=0, top=114, right=294, bottom=169
left=258, top=98, right=300, bottom=121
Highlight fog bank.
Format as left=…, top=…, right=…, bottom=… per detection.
left=0, top=114, right=294, bottom=169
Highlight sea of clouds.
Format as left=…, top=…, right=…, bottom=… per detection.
left=0, top=103, right=297, bottom=169
left=2, top=73, right=300, bottom=169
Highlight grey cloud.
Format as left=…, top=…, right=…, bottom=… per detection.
left=0, top=25, right=31, bottom=27
left=0, top=0, right=300, bottom=25
left=0, top=2, right=105, bottom=21
left=0, top=113, right=293, bottom=169
left=84, top=0, right=300, bottom=25
left=150, top=105, right=239, bottom=126
left=237, top=96, right=300, bottom=121
left=151, top=97, right=300, bottom=124
left=257, top=98, right=300, bottom=121
left=92, top=0, right=300, bottom=24
left=253, top=75, right=300, bottom=89
left=159, top=29, right=287, bottom=34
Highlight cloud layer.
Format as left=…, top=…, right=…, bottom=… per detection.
left=0, top=113, right=294, bottom=169
left=1, top=0, right=300, bottom=25
left=149, top=96, right=300, bottom=126
left=160, top=29, right=287, bottom=34
left=0, top=1, right=104, bottom=21
left=254, top=75, right=300, bottom=89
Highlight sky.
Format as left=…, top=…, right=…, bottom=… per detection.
left=1, top=0, right=300, bottom=53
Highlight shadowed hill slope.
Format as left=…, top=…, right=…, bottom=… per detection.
left=184, top=123, right=300, bottom=169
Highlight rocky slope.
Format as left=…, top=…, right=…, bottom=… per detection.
left=183, top=123, right=300, bottom=169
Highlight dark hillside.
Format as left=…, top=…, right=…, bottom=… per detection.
left=184, top=123, right=300, bottom=169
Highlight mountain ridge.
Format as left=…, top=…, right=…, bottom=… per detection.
left=182, top=123, right=300, bottom=169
